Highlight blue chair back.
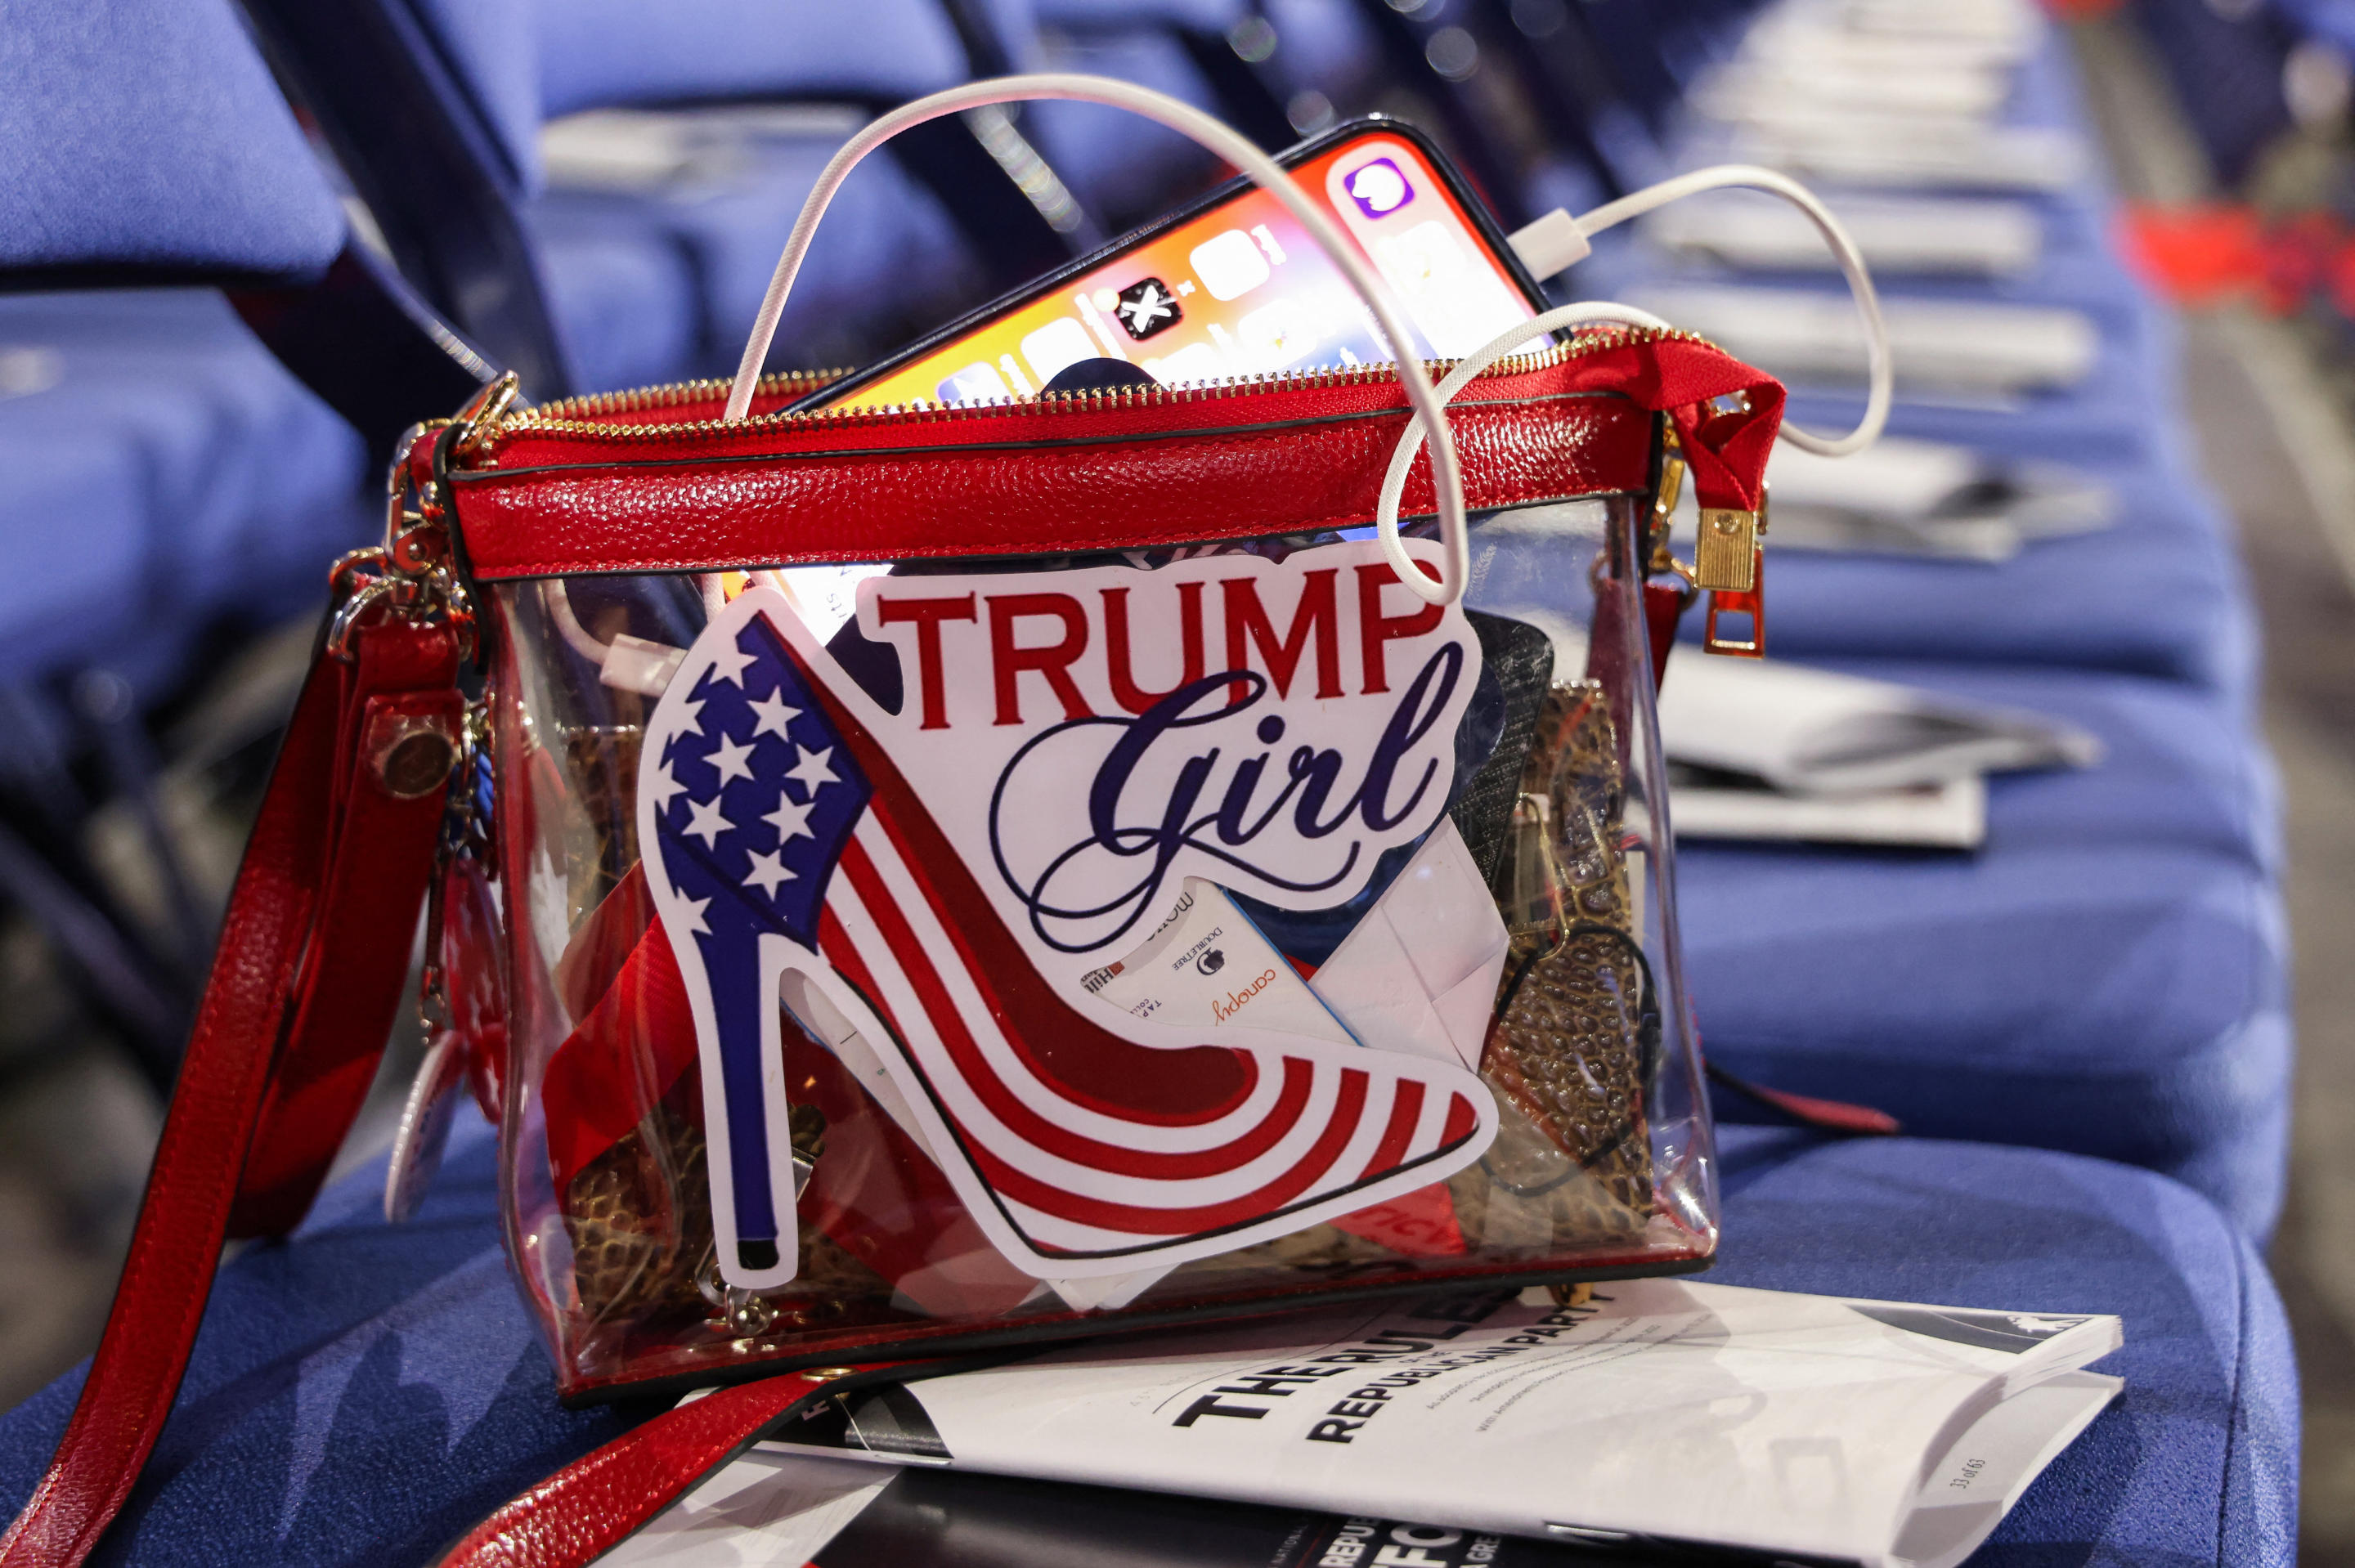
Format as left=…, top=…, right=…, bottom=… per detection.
left=252, top=0, right=1075, bottom=395
left=402, top=0, right=977, bottom=197
left=0, top=0, right=345, bottom=286
left=0, top=0, right=479, bottom=457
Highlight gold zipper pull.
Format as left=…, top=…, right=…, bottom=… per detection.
left=453, top=370, right=522, bottom=459
left=1701, top=484, right=1766, bottom=657
left=1693, top=505, right=1758, bottom=593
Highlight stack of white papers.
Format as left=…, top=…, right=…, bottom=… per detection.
left=1667, top=435, right=2116, bottom=561
left=1728, top=117, right=2089, bottom=196
left=620, top=1279, right=2124, bottom=1568
left=1643, top=191, right=2044, bottom=279
left=1626, top=285, right=2100, bottom=396
left=541, top=104, right=865, bottom=195
left=1658, top=653, right=2099, bottom=849
left=1693, top=0, right=2088, bottom=194
left=1492, top=609, right=2099, bottom=850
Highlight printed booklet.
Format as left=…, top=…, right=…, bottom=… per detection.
left=610, top=1279, right=2121, bottom=1568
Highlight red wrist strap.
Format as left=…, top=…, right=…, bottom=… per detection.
left=429, top=1362, right=933, bottom=1568
left=0, top=609, right=461, bottom=1568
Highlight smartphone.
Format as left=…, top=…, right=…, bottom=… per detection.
left=799, top=119, right=1550, bottom=414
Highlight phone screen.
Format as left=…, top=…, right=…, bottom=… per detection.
left=815, top=131, right=1541, bottom=412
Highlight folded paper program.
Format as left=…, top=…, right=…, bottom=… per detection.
left=728, top=1278, right=2124, bottom=1568
left=1657, top=655, right=2102, bottom=795
left=1629, top=286, right=2098, bottom=395
left=1669, top=435, right=2115, bottom=561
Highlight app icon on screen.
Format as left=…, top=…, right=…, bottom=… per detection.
left=1375, top=220, right=1468, bottom=294
left=935, top=361, right=1012, bottom=404
left=1020, top=316, right=1099, bottom=383
left=1189, top=229, right=1272, bottom=301
left=1345, top=158, right=1414, bottom=218
left=1238, top=300, right=1317, bottom=368
left=1114, top=278, right=1183, bottom=339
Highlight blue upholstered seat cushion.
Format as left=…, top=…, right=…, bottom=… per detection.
left=1764, top=659, right=2281, bottom=871
left=1711, top=1125, right=2299, bottom=1568
left=0, top=0, right=344, bottom=282
left=1679, top=663, right=2291, bottom=1234
left=524, top=216, right=704, bottom=396
left=1712, top=455, right=2258, bottom=694
left=0, top=1118, right=2294, bottom=1565
left=534, top=1, right=971, bottom=128
left=0, top=1121, right=635, bottom=1568
left=404, top=0, right=1000, bottom=390
left=0, top=292, right=370, bottom=692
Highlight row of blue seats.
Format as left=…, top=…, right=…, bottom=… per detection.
left=1595, top=13, right=2303, bottom=1556
left=1575, top=16, right=2294, bottom=1238
left=0, top=0, right=2300, bottom=1561
left=1468, top=0, right=2303, bottom=1552
left=0, top=1114, right=2293, bottom=1564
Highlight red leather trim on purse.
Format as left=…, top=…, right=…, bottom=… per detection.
left=450, top=341, right=1783, bottom=580
left=232, top=682, right=463, bottom=1235
left=431, top=1364, right=922, bottom=1568
left=0, top=612, right=461, bottom=1568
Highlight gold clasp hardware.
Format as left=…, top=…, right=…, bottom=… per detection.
left=1701, top=486, right=1766, bottom=657
left=1644, top=407, right=1769, bottom=658
left=416, top=697, right=491, bottom=1034
left=1648, top=422, right=1687, bottom=573
left=453, top=370, right=521, bottom=459
left=328, top=542, right=473, bottom=662
left=1648, top=423, right=1686, bottom=546
left=329, top=381, right=514, bottom=663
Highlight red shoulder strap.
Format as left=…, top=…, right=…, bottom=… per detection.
left=430, top=1364, right=928, bottom=1567
left=0, top=606, right=462, bottom=1567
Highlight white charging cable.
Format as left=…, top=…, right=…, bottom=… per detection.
left=1368, top=168, right=1894, bottom=565
left=1373, top=302, right=1670, bottom=574
left=729, top=81, right=1891, bottom=609
left=725, top=73, right=1475, bottom=606
left=1522, top=164, right=1891, bottom=457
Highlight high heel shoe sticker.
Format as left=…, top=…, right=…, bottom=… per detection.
left=640, top=543, right=1498, bottom=1291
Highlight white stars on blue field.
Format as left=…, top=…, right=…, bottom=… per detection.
left=648, top=618, right=872, bottom=951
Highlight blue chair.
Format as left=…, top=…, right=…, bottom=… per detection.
left=0, top=1113, right=2295, bottom=1564
left=1566, top=30, right=2258, bottom=689
left=1693, top=456, right=2261, bottom=696
left=1711, top=1126, right=2299, bottom=1566
left=958, top=0, right=1310, bottom=231
left=1678, top=657, right=2291, bottom=1236
left=0, top=0, right=486, bottom=1081
left=244, top=0, right=1085, bottom=395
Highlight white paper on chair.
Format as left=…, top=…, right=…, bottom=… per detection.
left=1628, top=285, right=2099, bottom=394
left=1656, top=653, right=2101, bottom=795
left=1644, top=191, right=2043, bottom=277
left=1672, top=773, right=1988, bottom=849
left=1729, top=115, right=2090, bottom=194
left=739, top=1278, right=2124, bottom=1568
left=1680, top=436, right=2115, bottom=560
left=1490, top=610, right=2095, bottom=848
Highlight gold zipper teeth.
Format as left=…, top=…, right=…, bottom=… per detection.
left=481, top=327, right=1706, bottom=455
left=513, top=367, right=850, bottom=426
